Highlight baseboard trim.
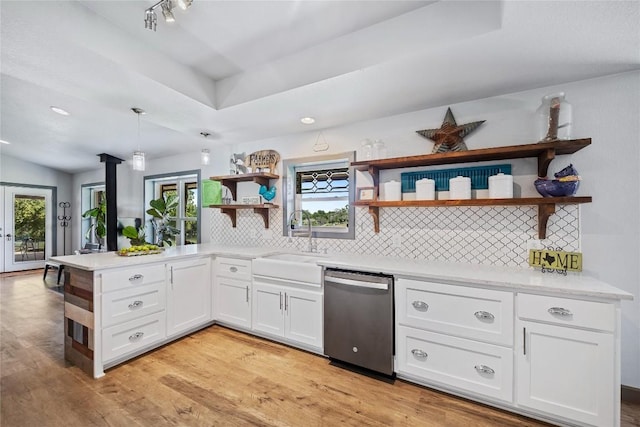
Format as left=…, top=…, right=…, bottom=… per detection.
left=622, top=385, right=640, bottom=404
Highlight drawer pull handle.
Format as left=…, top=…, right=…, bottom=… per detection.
left=230, top=266, right=238, bottom=273
left=411, top=349, right=428, bottom=359
left=129, top=274, right=143, bottom=282
left=129, top=332, right=144, bottom=341
left=128, top=300, right=144, bottom=310
left=412, top=301, right=429, bottom=311
left=474, top=365, right=495, bottom=375
left=548, top=307, right=572, bottom=317
left=474, top=311, right=495, bottom=321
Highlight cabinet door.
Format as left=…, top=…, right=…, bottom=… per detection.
left=517, top=320, right=614, bottom=426
left=285, top=288, right=323, bottom=349
left=252, top=282, right=284, bottom=337
left=166, top=257, right=212, bottom=337
left=213, top=276, right=251, bottom=328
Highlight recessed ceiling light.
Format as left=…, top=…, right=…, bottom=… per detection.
left=0, top=139, right=10, bottom=145
left=300, top=117, right=315, bottom=125
left=50, top=106, right=70, bottom=116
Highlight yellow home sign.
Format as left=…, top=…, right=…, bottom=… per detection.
left=529, top=249, right=582, bottom=272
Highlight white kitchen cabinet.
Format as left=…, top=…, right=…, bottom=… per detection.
left=166, top=257, right=212, bottom=338
left=516, top=294, right=617, bottom=427
left=252, top=278, right=323, bottom=351
left=213, top=257, right=252, bottom=329
left=395, top=277, right=515, bottom=404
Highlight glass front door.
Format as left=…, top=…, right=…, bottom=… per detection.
left=2, top=186, right=52, bottom=272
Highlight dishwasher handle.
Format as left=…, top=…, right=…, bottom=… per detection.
left=325, top=276, right=389, bottom=290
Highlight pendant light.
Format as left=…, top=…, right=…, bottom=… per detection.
left=131, top=107, right=146, bottom=171
left=200, top=132, right=211, bottom=165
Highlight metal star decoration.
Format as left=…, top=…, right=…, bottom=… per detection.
left=416, top=108, right=485, bottom=153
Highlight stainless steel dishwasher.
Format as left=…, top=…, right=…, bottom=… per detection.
left=323, top=268, right=394, bottom=376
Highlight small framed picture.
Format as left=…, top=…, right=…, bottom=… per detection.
left=357, top=187, right=376, bottom=201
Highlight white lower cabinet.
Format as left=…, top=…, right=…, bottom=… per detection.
left=397, top=325, right=513, bottom=402
left=213, top=257, right=253, bottom=329
left=516, top=294, right=616, bottom=426
left=252, top=279, right=323, bottom=350
left=166, top=257, right=212, bottom=338
left=102, top=311, right=166, bottom=363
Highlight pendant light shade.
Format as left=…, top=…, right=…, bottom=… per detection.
left=131, top=107, right=146, bottom=171
left=132, top=151, right=145, bottom=171
left=201, top=149, right=210, bottom=165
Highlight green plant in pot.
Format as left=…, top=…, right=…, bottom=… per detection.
left=82, top=200, right=106, bottom=248
left=146, top=195, right=180, bottom=246
left=122, top=225, right=147, bottom=246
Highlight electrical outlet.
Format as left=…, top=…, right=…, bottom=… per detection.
left=392, top=234, right=402, bottom=248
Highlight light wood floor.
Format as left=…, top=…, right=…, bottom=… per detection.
left=1, top=272, right=638, bottom=427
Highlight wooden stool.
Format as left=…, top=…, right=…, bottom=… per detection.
left=43, top=261, right=64, bottom=285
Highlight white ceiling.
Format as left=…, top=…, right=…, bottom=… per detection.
left=1, top=0, right=639, bottom=174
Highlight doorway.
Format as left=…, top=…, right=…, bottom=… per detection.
left=1, top=185, right=54, bottom=273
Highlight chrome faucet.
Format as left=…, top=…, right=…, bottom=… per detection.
left=288, top=210, right=316, bottom=253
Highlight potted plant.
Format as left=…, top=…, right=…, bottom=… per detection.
left=122, top=225, right=147, bottom=246
left=82, top=199, right=106, bottom=248
left=146, top=195, right=180, bottom=246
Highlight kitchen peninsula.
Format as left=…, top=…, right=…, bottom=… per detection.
left=52, top=245, right=632, bottom=427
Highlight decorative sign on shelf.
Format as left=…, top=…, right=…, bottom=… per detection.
left=245, top=150, right=280, bottom=174
left=241, top=196, right=261, bottom=205
left=529, top=247, right=582, bottom=275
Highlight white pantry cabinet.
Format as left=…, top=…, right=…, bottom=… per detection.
left=516, top=294, right=617, bottom=427
left=213, top=257, right=252, bottom=329
left=252, top=277, right=323, bottom=351
left=166, top=257, right=212, bottom=338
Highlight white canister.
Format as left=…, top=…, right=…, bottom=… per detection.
left=449, top=176, right=471, bottom=200
left=383, top=180, right=402, bottom=201
left=415, top=178, right=435, bottom=200
left=488, top=173, right=514, bottom=199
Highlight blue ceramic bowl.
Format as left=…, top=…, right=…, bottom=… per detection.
left=534, top=179, right=580, bottom=197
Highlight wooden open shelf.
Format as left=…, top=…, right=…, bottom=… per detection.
left=209, top=172, right=280, bottom=229
left=209, top=204, right=279, bottom=229
left=210, top=172, right=279, bottom=201
left=352, top=139, right=592, bottom=238
left=353, top=197, right=591, bottom=239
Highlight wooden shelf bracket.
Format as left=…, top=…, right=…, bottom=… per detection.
left=537, top=203, right=556, bottom=239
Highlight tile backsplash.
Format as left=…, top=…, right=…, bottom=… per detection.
left=209, top=205, right=580, bottom=268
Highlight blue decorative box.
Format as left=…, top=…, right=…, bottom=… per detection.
left=401, top=164, right=512, bottom=192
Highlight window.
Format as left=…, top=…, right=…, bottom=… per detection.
left=80, top=183, right=105, bottom=247
left=144, top=171, right=200, bottom=246
left=282, top=152, right=355, bottom=240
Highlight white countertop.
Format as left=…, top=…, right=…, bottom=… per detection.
left=51, top=245, right=633, bottom=301
left=50, top=244, right=276, bottom=271
left=316, top=253, right=633, bottom=301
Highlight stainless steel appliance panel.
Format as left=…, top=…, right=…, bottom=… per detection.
left=323, top=269, right=394, bottom=376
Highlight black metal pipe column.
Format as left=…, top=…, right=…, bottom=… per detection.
left=99, top=154, right=123, bottom=251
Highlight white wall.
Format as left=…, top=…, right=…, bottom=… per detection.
left=227, top=71, right=640, bottom=388
left=0, top=154, right=73, bottom=256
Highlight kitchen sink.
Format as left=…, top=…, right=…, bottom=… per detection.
left=252, top=252, right=326, bottom=285
left=261, top=252, right=328, bottom=263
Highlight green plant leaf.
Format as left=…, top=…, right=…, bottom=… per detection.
left=149, top=198, right=166, bottom=212
left=122, top=226, right=138, bottom=239
left=146, top=208, right=163, bottom=219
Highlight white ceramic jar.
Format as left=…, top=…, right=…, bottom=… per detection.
left=415, top=178, right=435, bottom=200
left=488, top=173, right=514, bottom=199
left=449, top=176, right=471, bottom=200
left=383, top=180, right=402, bottom=201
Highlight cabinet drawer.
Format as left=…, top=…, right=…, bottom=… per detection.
left=101, top=264, right=165, bottom=293
left=397, top=325, right=513, bottom=403
left=397, top=278, right=514, bottom=346
left=102, top=283, right=166, bottom=327
left=517, top=294, right=615, bottom=332
left=215, top=257, right=252, bottom=281
left=102, top=311, right=166, bottom=362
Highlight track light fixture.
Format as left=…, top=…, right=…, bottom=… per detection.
left=145, top=0, right=191, bottom=31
